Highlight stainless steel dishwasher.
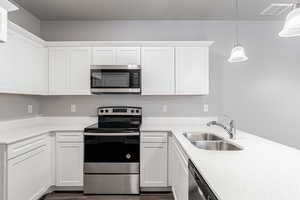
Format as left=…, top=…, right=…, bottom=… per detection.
left=188, top=160, right=218, bottom=200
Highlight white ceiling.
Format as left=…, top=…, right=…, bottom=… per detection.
left=14, top=0, right=291, bottom=21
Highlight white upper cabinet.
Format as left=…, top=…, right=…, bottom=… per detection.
left=0, top=1, right=18, bottom=42
left=115, top=47, right=141, bottom=65
left=49, top=47, right=91, bottom=95
left=175, top=47, right=209, bottom=95
left=0, top=6, right=7, bottom=42
left=92, top=47, right=140, bottom=65
left=49, top=48, right=69, bottom=94
left=92, top=47, right=115, bottom=65
left=141, top=47, right=175, bottom=95
left=0, top=30, right=48, bottom=95
left=69, top=48, right=91, bottom=94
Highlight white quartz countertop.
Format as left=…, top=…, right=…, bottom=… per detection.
left=142, top=124, right=300, bottom=200
left=0, top=117, right=97, bottom=144
left=1, top=116, right=300, bottom=200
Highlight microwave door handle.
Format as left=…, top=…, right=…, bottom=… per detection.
left=92, top=74, right=102, bottom=79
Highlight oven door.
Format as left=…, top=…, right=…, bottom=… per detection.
left=90, top=65, right=141, bottom=94
left=84, top=132, right=140, bottom=174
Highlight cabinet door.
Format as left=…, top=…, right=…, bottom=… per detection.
left=49, top=48, right=69, bottom=94
left=92, top=47, right=115, bottom=65
left=7, top=144, right=51, bottom=200
left=141, top=47, right=175, bottom=95
left=116, top=47, right=141, bottom=65
left=172, top=138, right=188, bottom=200
left=0, top=7, right=7, bottom=42
left=0, top=31, right=16, bottom=92
left=0, top=31, right=48, bottom=95
left=56, top=142, right=83, bottom=186
left=69, top=47, right=91, bottom=95
left=141, top=142, right=168, bottom=187
left=175, top=47, right=209, bottom=95
left=36, top=47, right=49, bottom=95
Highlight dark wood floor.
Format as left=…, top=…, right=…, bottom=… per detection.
left=43, top=192, right=174, bottom=200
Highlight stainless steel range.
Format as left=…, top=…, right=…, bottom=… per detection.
left=83, top=106, right=142, bottom=194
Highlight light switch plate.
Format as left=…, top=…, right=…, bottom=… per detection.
left=71, top=104, right=76, bottom=113
left=27, top=105, right=33, bottom=114
left=203, top=104, right=209, bottom=113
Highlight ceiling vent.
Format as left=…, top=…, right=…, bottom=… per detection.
left=260, top=3, right=293, bottom=16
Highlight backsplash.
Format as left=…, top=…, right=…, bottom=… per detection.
left=0, top=94, right=40, bottom=121
left=39, top=95, right=219, bottom=117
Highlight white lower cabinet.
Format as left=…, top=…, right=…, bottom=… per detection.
left=55, top=132, right=83, bottom=187
left=3, top=130, right=190, bottom=200
left=7, top=135, right=51, bottom=200
left=171, top=137, right=189, bottom=200
left=140, top=132, right=168, bottom=188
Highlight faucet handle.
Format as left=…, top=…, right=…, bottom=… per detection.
left=229, top=120, right=236, bottom=138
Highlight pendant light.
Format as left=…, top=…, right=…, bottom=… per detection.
left=228, top=0, right=248, bottom=63
left=279, top=3, right=300, bottom=37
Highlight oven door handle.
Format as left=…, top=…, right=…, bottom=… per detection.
left=84, top=132, right=140, bottom=136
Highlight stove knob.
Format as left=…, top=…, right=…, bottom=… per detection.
left=131, top=110, right=134, bottom=113
left=136, top=110, right=140, bottom=113
left=126, top=154, right=131, bottom=159
left=100, top=110, right=104, bottom=113
left=105, top=110, right=109, bottom=113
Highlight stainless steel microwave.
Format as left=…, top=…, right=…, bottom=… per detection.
left=90, top=65, right=141, bottom=94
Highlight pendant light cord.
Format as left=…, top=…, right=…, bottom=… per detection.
left=235, top=0, right=239, bottom=45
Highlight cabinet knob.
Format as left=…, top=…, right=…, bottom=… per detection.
left=126, top=154, right=131, bottom=159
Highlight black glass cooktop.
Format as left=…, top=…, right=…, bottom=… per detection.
left=84, top=123, right=140, bottom=133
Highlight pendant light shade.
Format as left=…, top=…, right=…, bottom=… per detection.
left=228, top=0, right=248, bottom=63
left=228, top=45, right=248, bottom=63
left=279, top=4, right=300, bottom=37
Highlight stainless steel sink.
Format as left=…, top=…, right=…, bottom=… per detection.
left=191, top=141, right=242, bottom=151
left=183, top=132, right=223, bottom=142
left=183, top=132, right=242, bottom=151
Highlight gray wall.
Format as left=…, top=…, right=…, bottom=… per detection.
left=40, top=20, right=300, bottom=149
left=0, top=94, right=39, bottom=121
left=39, top=95, right=217, bottom=117
left=8, top=1, right=41, bottom=36
left=221, top=22, right=300, bottom=148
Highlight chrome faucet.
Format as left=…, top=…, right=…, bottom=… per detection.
left=207, top=119, right=236, bottom=139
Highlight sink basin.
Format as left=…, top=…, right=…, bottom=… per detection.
left=183, top=132, right=223, bottom=142
left=191, top=141, right=243, bottom=151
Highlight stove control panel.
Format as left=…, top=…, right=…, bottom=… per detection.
left=98, top=106, right=142, bottom=116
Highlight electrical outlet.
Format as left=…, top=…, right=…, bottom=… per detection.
left=71, top=104, right=76, bottom=113
left=203, top=104, right=209, bottom=113
left=27, top=105, right=33, bottom=114
left=162, top=105, right=168, bottom=113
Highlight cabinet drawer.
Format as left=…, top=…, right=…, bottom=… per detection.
left=56, top=132, right=83, bottom=142
left=141, top=132, right=168, bottom=143
left=8, top=135, right=48, bottom=159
